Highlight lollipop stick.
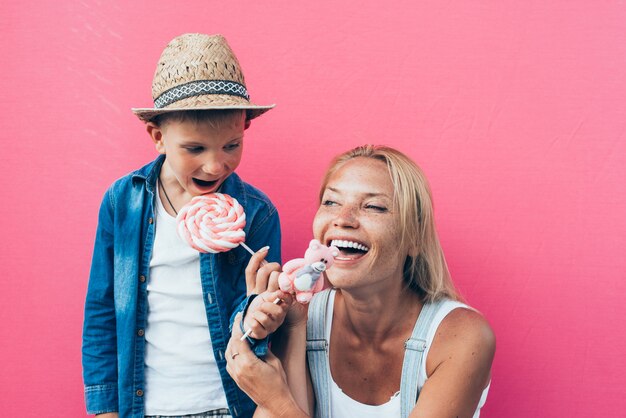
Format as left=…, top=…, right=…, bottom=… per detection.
left=240, top=242, right=268, bottom=266
left=240, top=297, right=282, bottom=341
left=240, top=242, right=256, bottom=256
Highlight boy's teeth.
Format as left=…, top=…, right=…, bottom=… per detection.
left=330, top=239, right=370, bottom=252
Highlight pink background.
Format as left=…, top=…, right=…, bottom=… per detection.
left=2, top=1, right=625, bottom=416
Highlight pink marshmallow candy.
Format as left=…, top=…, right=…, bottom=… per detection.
left=176, top=193, right=246, bottom=253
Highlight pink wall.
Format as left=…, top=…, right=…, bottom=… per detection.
left=2, top=1, right=625, bottom=416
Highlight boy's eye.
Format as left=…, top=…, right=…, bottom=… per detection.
left=224, top=143, right=241, bottom=151
left=185, top=146, right=204, bottom=154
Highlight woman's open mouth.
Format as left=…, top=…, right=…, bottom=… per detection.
left=330, top=239, right=370, bottom=261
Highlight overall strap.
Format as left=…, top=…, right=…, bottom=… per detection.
left=400, top=299, right=446, bottom=418
left=306, top=289, right=333, bottom=418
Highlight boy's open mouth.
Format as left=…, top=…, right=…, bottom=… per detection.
left=193, top=178, right=219, bottom=188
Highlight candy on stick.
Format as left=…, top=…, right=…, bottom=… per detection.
left=240, top=239, right=338, bottom=342
left=278, top=239, right=339, bottom=304
left=176, top=193, right=258, bottom=256
left=175, top=193, right=276, bottom=341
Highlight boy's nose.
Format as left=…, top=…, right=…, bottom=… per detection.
left=202, top=156, right=224, bottom=175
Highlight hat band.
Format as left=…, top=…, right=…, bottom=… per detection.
left=154, top=79, right=250, bottom=109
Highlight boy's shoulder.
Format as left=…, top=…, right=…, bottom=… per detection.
left=223, top=173, right=277, bottom=213
left=221, top=173, right=277, bottom=222
left=104, top=156, right=163, bottom=198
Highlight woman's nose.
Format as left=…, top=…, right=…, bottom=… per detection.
left=333, top=205, right=359, bottom=228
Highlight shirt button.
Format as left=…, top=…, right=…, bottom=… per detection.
left=137, top=329, right=144, bottom=337
left=148, top=217, right=154, bottom=224
left=136, top=389, right=144, bottom=397
left=139, top=275, right=146, bottom=283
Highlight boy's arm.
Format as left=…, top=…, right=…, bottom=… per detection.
left=82, top=190, right=119, bottom=414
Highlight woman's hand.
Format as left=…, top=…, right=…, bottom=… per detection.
left=243, top=289, right=293, bottom=339
left=243, top=247, right=310, bottom=333
left=226, top=314, right=308, bottom=417
left=242, top=248, right=293, bottom=339
left=245, top=247, right=281, bottom=296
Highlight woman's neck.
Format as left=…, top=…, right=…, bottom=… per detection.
left=334, top=280, right=423, bottom=344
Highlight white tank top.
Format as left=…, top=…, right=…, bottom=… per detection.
left=143, top=187, right=228, bottom=415
left=325, top=290, right=490, bottom=417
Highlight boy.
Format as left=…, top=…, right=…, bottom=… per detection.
left=82, top=33, right=286, bottom=418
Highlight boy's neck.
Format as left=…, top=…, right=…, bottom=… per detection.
left=158, top=161, right=190, bottom=216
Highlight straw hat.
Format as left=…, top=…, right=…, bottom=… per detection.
left=132, top=33, right=274, bottom=122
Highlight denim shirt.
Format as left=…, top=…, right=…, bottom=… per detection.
left=82, top=155, right=281, bottom=417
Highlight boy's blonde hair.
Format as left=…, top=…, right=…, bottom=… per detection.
left=319, top=145, right=462, bottom=302
left=151, top=109, right=246, bottom=130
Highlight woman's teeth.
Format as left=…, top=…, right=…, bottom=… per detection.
left=330, top=239, right=370, bottom=252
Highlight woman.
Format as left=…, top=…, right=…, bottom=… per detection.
left=226, top=145, right=495, bottom=417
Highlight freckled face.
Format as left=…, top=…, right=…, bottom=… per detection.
left=153, top=115, right=245, bottom=196
left=313, top=158, right=406, bottom=290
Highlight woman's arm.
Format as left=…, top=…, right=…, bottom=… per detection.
left=409, top=308, right=496, bottom=418
left=226, top=314, right=309, bottom=417
left=271, top=319, right=314, bottom=415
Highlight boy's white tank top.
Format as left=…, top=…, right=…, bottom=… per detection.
left=143, top=187, right=228, bottom=415
left=325, top=290, right=490, bottom=417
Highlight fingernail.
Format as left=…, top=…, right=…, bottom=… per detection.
left=260, top=246, right=270, bottom=252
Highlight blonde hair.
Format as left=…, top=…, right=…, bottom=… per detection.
left=319, top=145, right=462, bottom=302
left=151, top=109, right=246, bottom=130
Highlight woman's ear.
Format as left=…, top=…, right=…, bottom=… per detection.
left=146, top=122, right=165, bottom=154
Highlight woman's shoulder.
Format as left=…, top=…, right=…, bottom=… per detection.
left=439, top=304, right=495, bottom=347
left=427, top=301, right=495, bottom=377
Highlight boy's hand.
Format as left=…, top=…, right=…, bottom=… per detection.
left=242, top=289, right=293, bottom=339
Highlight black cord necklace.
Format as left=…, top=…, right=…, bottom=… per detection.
left=159, top=179, right=178, bottom=215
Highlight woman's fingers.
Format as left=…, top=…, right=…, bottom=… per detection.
left=267, top=270, right=282, bottom=292
left=226, top=314, right=253, bottom=360
left=244, top=247, right=270, bottom=294
left=242, top=290, right=294, bottom=339
left=253, top=262, right=281, bottom=294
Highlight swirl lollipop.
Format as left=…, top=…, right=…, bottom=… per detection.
left=176, top=193, right=255, bottom=255
left=177, top=193, right=281, bottom=341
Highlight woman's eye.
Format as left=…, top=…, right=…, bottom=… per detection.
left=365, top=204, right=387, bottom=212
left=322, top=200, right=338, bottom=206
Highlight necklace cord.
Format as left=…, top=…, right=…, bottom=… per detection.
left=159, top=179, right=178, bottom=215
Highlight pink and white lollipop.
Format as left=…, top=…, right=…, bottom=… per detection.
left=177, top=192, right=278, bottom=341
left=176, top=193, right=255, bottom=254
